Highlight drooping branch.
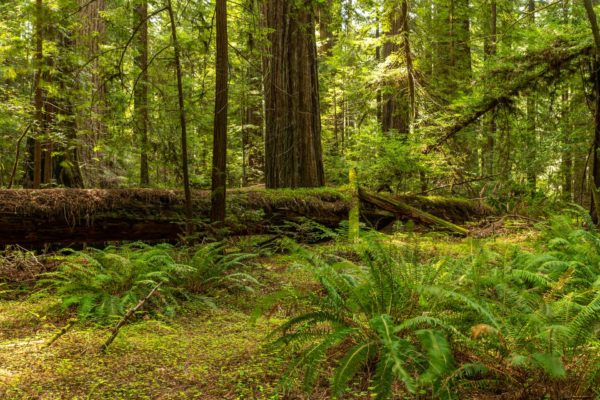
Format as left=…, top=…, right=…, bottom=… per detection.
left=422, top=35, right=593, bottom=154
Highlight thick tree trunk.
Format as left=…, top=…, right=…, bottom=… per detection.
left=134, top=0, right=150, bottom=186
left=77, top=0, right=107, bottom=186
left=263, top=0, right=325, bottom=188
left=211, top=0, right=228, bottom=223
left=381, top=3, right=409, bottom=135
left=582, top=0, right=600, bottom=221
left=241, top=0, right=264, bottom=187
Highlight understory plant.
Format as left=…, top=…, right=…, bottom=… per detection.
left=270, top=237, right=461, bottom=399
left=39, top=242, right=257, bottom=322
left=271, top=219, right=600, bottom=399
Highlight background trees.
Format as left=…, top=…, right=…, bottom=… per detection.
left=0, top=0, right=598, bottom=209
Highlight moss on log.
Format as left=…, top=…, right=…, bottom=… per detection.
left=0, top=188, right=487, bottom=247
left=359, top=189, right=470, bottom=236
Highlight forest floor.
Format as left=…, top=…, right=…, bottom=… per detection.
left=0, top=230, right=539, bottom=400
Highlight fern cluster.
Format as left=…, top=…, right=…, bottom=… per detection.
left=271, top=219, right=600, bottom=399
left=39, top=242, right=257, bottom=322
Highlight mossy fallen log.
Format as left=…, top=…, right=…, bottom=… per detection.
left=358, top=189, right=470, bottom=236
left=0, top=188, right=486, bottom=247
left=0, top=188, right=350, bottom=247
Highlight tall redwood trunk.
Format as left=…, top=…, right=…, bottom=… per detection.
left=582, top=0, right=600, bottom=221
left=32, top=0, right=44, bottom=188
left=77, top=0, right=106, bottom=186
left=263, top=0, right=324, bottom=188
left=526, top=0, right=537, bottom=192
left=211, top=0, right=228, bottom=223
left=134, top=0, right=150, bottom=186
left=381, top=4, right=409, bottom=135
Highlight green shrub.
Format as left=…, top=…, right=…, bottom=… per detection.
left=270, top=221, right=600, bottom=398
left=178, top=242, right=258, bottom=294
left=39, top=242, right=257, bottom=322
left=268, top=238, right=460, bottom=399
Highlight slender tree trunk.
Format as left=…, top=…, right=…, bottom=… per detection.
left=134, top=0, right=150, bottom=186
left=32, top=0, right=44, bottom=189
left=483, top=0, right=497, bottom=177
left=561, top=1, right=572, bottom=200
left=562, top=89, right=573, bottom=200
left=211, top=0, right=228, bottom=223
left=263, top=0, right=325, bottom=188
left=166, top=0, right=192, bottom=232
left=375, top=16, right=382, bottom=125
left=402, top=0, right=416, bottom=122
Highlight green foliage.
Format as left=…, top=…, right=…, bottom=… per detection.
left=39, top=242, right=257, bottom=322
left=269, top=218, right=600, bottom=398
left=268, top=237, right=458, bottom=398
left=179, top=242, right=258, bottom=294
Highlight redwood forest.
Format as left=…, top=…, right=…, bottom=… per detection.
left=2, top=0, right=600, bottom=398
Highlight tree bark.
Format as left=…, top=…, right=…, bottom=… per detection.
left=211, top=0, right=228, bottom=223
left=263, top=0, right=325, bottom=188
left=166, top=0, right=193, bottom=232
left=526, top=0, right=537, bottom=192
left=32, top=0, right=45, bottom=189
left=134, top=0, right=150, bottom=186
left=77, top=0, right=107, bottom=186
left=483, top=0, right=497, bottom=177
left=381, top=3, right=409, bottom=135
left=582, top=0, right=600, bottom=221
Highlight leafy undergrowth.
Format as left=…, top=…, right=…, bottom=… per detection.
left=0, top=218, right=599, bottom=399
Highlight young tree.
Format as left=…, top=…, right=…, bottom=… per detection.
left=263, top=0, right=325, bottom=188
left=211, top=0, right=228, bottom=223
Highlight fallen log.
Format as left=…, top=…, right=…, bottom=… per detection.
left=0, top=188, right=486, bottom=247
left=359, top=189, right=469, bottom=236
left=0, top=188, right=350, bottom=247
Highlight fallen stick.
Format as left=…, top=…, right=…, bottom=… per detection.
left=100, top=282, right=162, bottom=353
left=44, top=318, right=77, bottom=348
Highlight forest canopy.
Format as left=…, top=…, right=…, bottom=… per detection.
left=1, top=0, right=599, bottom=212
